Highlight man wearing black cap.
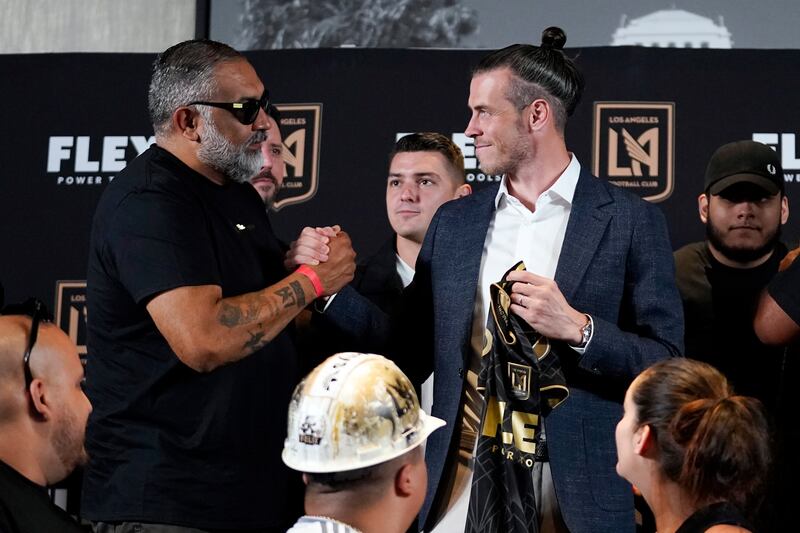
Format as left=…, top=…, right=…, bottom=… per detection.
left=674, top=140, right=789, bottom=531
left=675, top=140, right=789, bottom=413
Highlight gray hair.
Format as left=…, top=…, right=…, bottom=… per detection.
left=148, top=39, right=244, bottom=137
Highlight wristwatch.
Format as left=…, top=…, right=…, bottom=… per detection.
left=574, top=314, right=593, bottom=348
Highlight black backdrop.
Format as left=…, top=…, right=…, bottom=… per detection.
left=2, top=47, right=800, bottom=320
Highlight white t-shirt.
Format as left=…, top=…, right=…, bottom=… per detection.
left=286, top=515, right=361, bottom=533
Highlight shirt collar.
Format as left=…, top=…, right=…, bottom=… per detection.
left=494, top=154, right=581, bottom=208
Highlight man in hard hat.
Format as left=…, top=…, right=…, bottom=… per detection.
left=282, top=352, right=445, bottom=533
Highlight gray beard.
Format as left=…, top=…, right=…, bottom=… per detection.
left=197, top=111, right=265, bottom=183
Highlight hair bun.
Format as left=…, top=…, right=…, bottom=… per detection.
left=541, top=26, right=567, bottom=50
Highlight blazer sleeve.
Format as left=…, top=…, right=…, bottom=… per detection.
left=320, top=215, right=439, bottom=386
left=577, top=200, right=684, bottom=379
left=320, top=285, right=391, bottom=353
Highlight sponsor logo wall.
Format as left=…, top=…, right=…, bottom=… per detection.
left=1, top=47, right=799, bottom=312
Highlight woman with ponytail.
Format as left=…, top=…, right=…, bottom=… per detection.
left=615, top=359, right=770, bottom=533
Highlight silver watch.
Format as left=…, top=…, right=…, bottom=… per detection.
left=575, top=314, right=592, bottom=348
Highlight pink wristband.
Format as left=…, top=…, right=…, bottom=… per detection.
left=296, top=265, right=324, bottom=298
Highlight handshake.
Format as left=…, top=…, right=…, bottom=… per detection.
left=285, top=225, right=357, bottom=297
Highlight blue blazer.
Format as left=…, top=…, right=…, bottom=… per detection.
left=329, top=169, right=684, bottom=533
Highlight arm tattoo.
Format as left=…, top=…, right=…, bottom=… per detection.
left=291, top=280, right=306, bottom=308
left=275, top=280, right=306, bottom=309
left=217, top=297, right=279, bottom=328
left=243, top=325, right=267, bottom=352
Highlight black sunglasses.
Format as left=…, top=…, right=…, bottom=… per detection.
left=1, top=298, right=52, bottom=390
left=189, top=89, right=270, bottom=125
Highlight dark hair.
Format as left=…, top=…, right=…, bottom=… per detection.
left=265, top=104, right=283, bottom=139
left=305, top=462, right=384, bottom=491
left=266, top=103, right=281, bottom=123
left=303, top=449, right=415, bottom=505
left=389, top=132, right=465, bottom=183
left=633, top=359, right=771, bottom=513
left=148, top=39, right=244, bottom=136
left=473, top=27, right=584, bottom=131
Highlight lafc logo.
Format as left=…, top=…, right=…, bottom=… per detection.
left=273, top=104, right=322, bottom=211
left=593, top=102, right=675, bottom=202
left=55, top=281, right=87, bottom=359
left=508, top=363, right=531, bottom=401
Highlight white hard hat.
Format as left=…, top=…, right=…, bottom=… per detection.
left=282, top=352, right=445, bottom=473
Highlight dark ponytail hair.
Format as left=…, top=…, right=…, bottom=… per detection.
left=633, top=359, right=770, bottom=513
left=473, top=26, right=584, bottom=131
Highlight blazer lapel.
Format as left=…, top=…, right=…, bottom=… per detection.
left=555, top=170, right=613, bottom=301
left=437, top=186, right=497, bottom=353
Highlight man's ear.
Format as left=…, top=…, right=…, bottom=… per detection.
left=634, top=424, right=653, bottom=456
left=28, top=379, right=52, bottom=421
left=394, top=462, right=415, bottom=497
left=781, top=195, right=789, bottom=225
left=301, top=473, right=310, bottom=486
left=528, top=99, right=550, bottom=131
left=173, top=107, right=201, bottom=141
left=698, top=193, right=709, bottom=224
left=454, top=183, right=472, bottom=199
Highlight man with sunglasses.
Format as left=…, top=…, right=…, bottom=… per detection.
left=0, top=300, right=92, bottom=532
left=83, top=39, right=355, bottom=533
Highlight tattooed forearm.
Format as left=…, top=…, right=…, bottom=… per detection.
left=218, top=304, right=244, bottom=327
left=275, top=281, right=306, bottom=309
left=275, top=286, right=293, bottom=307
left=214, top=279, right=308, bottom=357
left=291, top=281, right=306, bottom=307
left=243, top=326, right=267, bottom=352
left=217, top=296, right=279, bottom=328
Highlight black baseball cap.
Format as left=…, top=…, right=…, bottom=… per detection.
left=704, top=140, right=783, bottom=196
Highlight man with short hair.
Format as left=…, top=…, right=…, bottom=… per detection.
left=674, top=140, right=789, bottom=414
left=83, top=39, right=355, bottom=532
left=355, top=132, right=471, bottom=314
left=302, top=28, right=683, bottom=533
left=0, top=300, right=92, bottom=532
left=250, top=104, right=285, bottom=210
left=281, top=352, right=445, bottom=533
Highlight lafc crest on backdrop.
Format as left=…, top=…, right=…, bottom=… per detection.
left=272, top=103, right=323, bottom=211
left=592, top=102, right=675, bottom=203
left=55, top=281, right=87, bottom=360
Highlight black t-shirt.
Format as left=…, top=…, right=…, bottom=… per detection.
left=83, top=145, right=302, bottom=529
left=674, top=241, right=787, bottom=413
left=0, top=460, right=88, bottom=533
left=675, top=502, right=752, bottom=533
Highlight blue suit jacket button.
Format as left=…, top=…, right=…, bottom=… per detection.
left=458, top=367, right=464, bottom=378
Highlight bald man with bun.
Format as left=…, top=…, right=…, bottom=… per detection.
left=0, top=304, right=92, bottom=532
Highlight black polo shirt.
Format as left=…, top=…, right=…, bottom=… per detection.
left=83, top=145, right=302, bottom=530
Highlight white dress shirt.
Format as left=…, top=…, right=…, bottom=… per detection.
left=469, top=154, right=583, bottom=358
